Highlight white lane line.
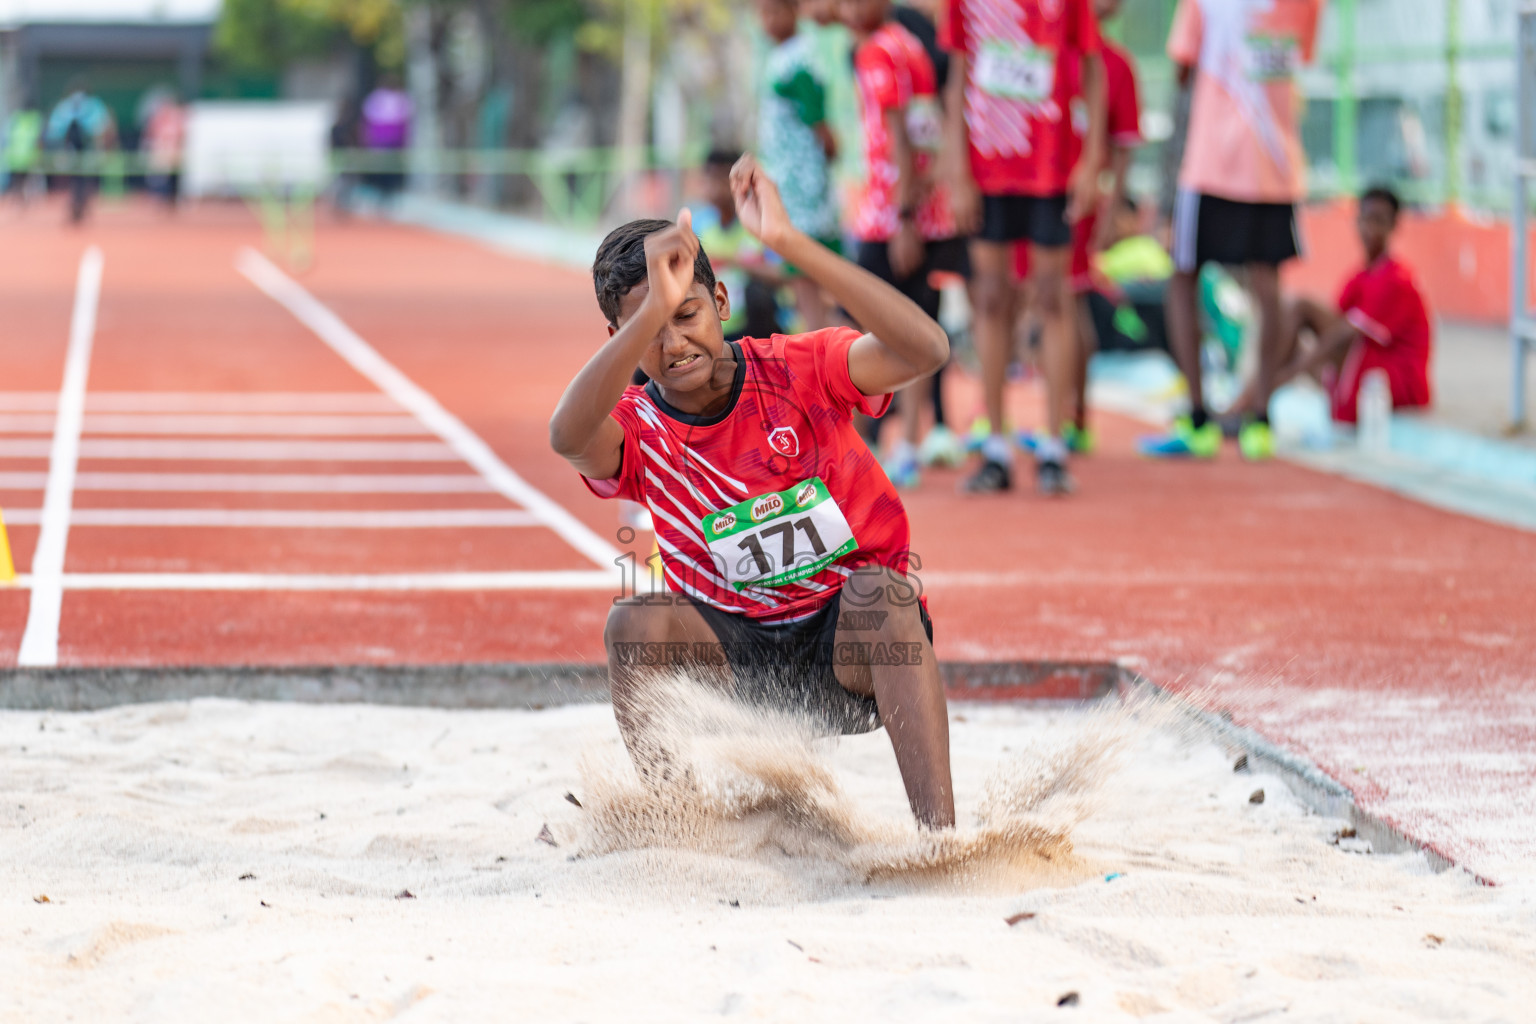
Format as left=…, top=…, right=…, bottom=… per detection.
left=1, top=508, right=542, bottom=528
left=0, top=392, right=404, bottom=413
left=10, top=472, right=492, bottom=493
left=19, top=246, right=103, bottom=667
left=8, top=570, right=620, bottom=591
left=0, top=439, right=460, bottom=461
left=238, top=248, right=621, bottom=574
left=0, top=413, right=432, bottom=436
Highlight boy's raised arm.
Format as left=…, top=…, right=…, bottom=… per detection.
left=729, top=156, right=948, bottom=398
left=548, top=213, right=700, bottom=479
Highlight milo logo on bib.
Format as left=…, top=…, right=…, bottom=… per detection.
left=751, top=494, right=784, bottom=522
left=974, top=38, right=1055, bottom=104
left=701, top=476, right=858, bottom=591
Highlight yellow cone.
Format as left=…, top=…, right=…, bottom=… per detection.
left=0, top=507, right=15, bottom=586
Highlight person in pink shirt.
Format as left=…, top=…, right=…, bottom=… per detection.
left=1143, top=0, right=1323, bottom=461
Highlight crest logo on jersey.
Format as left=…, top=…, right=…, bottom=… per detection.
left=767, top=426, right=799, bottom=457
left=751, top=494, right=783, bottom=522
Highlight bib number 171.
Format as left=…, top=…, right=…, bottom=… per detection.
left=702, top=477, right=857, bottom=591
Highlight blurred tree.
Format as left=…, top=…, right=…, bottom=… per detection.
left=216, top=0, right=407, bottom=72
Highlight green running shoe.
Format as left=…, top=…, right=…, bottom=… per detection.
left=1238, top=419, right=1274, bottom=461
left=1138, top=416, right=1221, bottom=459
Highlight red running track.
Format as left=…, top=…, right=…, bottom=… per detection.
left=1, top=199, right=1532, bottom=882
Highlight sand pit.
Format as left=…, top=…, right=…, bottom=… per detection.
left=4, top=692, right=1535, bottom=1021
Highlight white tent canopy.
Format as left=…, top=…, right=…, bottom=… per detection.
left=0, top=0, right=218, bottom=25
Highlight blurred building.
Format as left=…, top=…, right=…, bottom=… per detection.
left=0, top=0, right=216, bottom=149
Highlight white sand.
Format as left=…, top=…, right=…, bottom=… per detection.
left=4, top=695, right=1535, bottom=1022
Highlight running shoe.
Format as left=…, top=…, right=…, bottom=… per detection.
left=1036, top=458, right=1074, bottom=497
left=961, top=458, right=1011, bottom=494
left=1238, top=419, right=1274, bottom=461
left=965, top=417, right=1014, bottom=452
left=1137, top=416, right=1222, bottom=459
left=918, top=424, right=967, bottom=468
left=1016, top=430, right=1093, bottom=456
left=883, top=449, right=922, bottom=490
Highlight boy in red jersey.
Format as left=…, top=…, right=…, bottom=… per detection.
left=942, top=0, right=1105, bottom=496
left=1227, top=186, right=1432, bottom=424
left=549, top=156, right=956, bottom=829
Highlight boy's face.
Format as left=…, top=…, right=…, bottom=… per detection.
left=756, top=0, right=799, bottom=40
left=1356, top=197, right=1395, bottom=258
left=839, top=0, right=887, bottom=35
left=1094, top=0, right=1121, bottom=21
left=612, top=278, right=733, bottom=395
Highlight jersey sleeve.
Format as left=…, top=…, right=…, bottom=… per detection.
left=1106, top=49, right=1142, bottom=146
left=1069, top=0, right=1103, bottom=56
left=938, top=0, right=968, bottom=56
left=1167, top=0, right=1202, bottom=66
left=578, top=396, right=646, bottom=501
left=790, top=327, right=895, bottom=419
left=855, top=38, right=906, bottom=113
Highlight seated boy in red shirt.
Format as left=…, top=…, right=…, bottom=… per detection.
left=549, top=156, right=956, bottom=829
left=1230, top=186, right=1432, bottom=424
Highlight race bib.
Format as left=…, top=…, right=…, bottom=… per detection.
left=1244, top=34, right=1299, bottom=81
left=702, top=477, right=857, bottom=591
left=974, top=39, right=1055, bottom=103
left=906, top=96, right=944, bottom=154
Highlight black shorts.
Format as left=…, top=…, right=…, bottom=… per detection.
left=1171, top=190, right=1301, bottom=272
left=692, top=587, right=934, bottom=737
left=979, top=193, right=1071, bottom=247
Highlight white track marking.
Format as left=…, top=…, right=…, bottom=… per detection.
left=238, top=248, right=621, bottom=573
left=0, top=439, right=460, bottom=461
left=0, top=472, right=493, bottom=494
left=8, top=571, right=619, bottom=591
left=19, top=247, right=102, bottom=667
left=0, top=392, right=403, bottom=413
left=0, top=413, right=432, bottom=436
left=1, top=509, right=541, bottom=528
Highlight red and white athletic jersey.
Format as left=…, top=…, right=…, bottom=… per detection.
left=851, top=21, right=956, bottom=243
left=1329, top=255, right=1433, bottom=424
left=581, top=328, right=915, bottom=624
left=941, top=0, right=1102, bottom=197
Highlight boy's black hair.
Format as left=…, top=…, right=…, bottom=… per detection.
left=592, top=218, right=716, bottom=325
left=1360, top=185, right=1401, bottom=216
left=704, top=148, right=741, bottom=170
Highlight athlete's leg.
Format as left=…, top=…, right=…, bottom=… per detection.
left=1165, top=268, right=1203, bottom=420
left=834, top=566, right=953, bottom=829
left=969, top=238, right=1017, bottom=450
left=1229, top=295, right=1341, bottom=415
left=1246, top=262, right=1284, bottom=419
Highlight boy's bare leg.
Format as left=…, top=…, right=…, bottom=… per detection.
left=1165, top=268, right=1203, bottom=416
left=968, top=239, right=1017, bottom=440
left=1229, top=295, right=1340, bottom=416
left=1074, top=294, right=1096, bottom=431
left=1247, top=263, right=1284, bottom=417
left=604, top=598, right=732, bottom=773
left=834, top=566, right=954, bottom=829
left=1029, top=242, right=1075, bottom=441
left=791, top=276, right=832, bottom=332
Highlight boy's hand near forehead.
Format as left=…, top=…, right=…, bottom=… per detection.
left=640, top=209, right=702, bottom=319
left=729, top=155, right=950, bottom=397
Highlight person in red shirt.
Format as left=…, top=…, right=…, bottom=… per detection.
left=942, top=0, right=1105, bottom=496
left=549, top=155, right=956, bottom=829
left=1012, top=0, right=1140, bottom=455
left=842, top=0, right=968, bottom=491
left=1228, top=186, right=1432, bottom=424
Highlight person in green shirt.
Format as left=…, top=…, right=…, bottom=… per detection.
left=697, top=150, right=784, bottom=340
left=3, top=105, right=43, bottom=206
left=756, top=0, right=841, bottom=331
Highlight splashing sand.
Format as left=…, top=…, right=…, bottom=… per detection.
left=568, top=673, right=1152, bottom=889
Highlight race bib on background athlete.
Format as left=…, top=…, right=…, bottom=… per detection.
left=702, top=477, right=857, bottom=591
left=974, top=39, right=1056, bottom=103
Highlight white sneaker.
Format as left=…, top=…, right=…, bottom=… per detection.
left=918, top=424, right=966, bottom=468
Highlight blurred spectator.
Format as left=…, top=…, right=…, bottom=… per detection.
left=3, top=100, right=43, bottom=208
left=1226, top=186, right=1431, bottom=427
left=46, top=79, right=115, bottom=225
left=361, top=74, right=412, bottom=204
left=841, top=0, right=967, bottom=490
left=1143, top=0, right=1323, bottom=462
left=329, top=95, right=361, bottom=218
left=941, top=0, right=1105, bottom=497
left=140, top=90, right=186, bottom=210
left=755, top=0, right=841, bottom=331
left=1083, top=195, right=1171, bottom=357
left=696, top=149, right=783, bottom=341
